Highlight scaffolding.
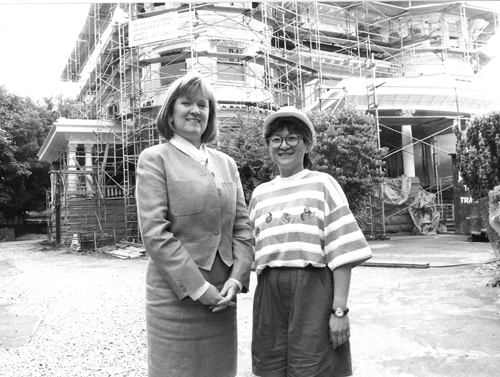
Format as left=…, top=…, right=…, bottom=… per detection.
left=52, top=1, right=498, bottom=242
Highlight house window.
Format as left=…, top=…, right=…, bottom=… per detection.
left=217, top=46, right=245, bottom=82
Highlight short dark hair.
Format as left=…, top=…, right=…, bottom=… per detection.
left=156, top=72, right=218, bottom=144
left=264, top=116, right=314, bottom=150
left=264, top=116, right=315, bottom=169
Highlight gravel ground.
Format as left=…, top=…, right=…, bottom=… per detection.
left=2, top=235, right=499, bottom=377
left=0, top=236, right=254, bottom=377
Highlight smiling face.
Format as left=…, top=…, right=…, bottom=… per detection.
left=268, top=126, right=308, bottom=178
left=171, top=93, right=210, bottom=148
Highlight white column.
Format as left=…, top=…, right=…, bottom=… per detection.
left=50, top=166, right=56, bottom=204
left=67, top=143, right=78, bottom=196
left=84, top=144, right=95, bottom=196
left=401, top=125, right=416, bottom=177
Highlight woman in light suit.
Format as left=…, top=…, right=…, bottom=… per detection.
left=136, top=72, right=253, bottom=377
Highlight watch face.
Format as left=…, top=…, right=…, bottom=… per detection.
left=335, top=308, right=344, bottom=317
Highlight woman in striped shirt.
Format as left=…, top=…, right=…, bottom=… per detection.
left=249, top=106, right=372, bottom=377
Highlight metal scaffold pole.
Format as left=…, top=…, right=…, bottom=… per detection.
left=52, top=1, right=500, bottom=244
left=367, top=53, right=388, bottom=240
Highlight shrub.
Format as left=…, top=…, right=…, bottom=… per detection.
left=454, top=112, right=500, bottom=201
left=309, top=104, right=387, bottom=215
left=217, top=117, right=274, bottom=204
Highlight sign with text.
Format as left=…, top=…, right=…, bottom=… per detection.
left=129, top=12, right=178, bottom=47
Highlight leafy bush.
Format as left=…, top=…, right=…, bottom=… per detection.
left=308, top=104, right=387, bottom=215
left=454, top=112, right=500, bottom=201
left=217, top=117, right=274, bottom=204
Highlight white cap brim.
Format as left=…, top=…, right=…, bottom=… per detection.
left=263, top=106, right=316, bottom=140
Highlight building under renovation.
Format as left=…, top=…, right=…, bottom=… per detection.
left=37, top=1, right=500, bottom=245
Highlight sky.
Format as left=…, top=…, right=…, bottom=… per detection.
left=0, top=1, right=500, bottom=102
left=0, top=2, right=89, bottom=100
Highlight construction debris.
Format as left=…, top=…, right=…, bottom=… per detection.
left=103, top=240, right=146, bottom=259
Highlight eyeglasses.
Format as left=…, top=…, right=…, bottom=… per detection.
left=267, top=135, right=303, bottom=149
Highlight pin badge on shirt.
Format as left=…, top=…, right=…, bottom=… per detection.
left=265, top=212, right=273, bottom=223
left=300, top=206, right=316, bottom=222
left=281, top=213, right=292, bottom=224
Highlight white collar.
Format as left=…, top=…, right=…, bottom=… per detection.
left=274, top=169, right=310, bottom=184
left=170, top=134, right=209, bottom=166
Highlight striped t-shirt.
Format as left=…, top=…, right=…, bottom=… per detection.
left=248, top=169, right=372, bottom=274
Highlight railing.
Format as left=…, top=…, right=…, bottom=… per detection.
left=63, top=184, right=132, bottom=199
left=105, top=185, right=125, bottom=198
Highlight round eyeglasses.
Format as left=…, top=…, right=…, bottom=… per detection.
left=267, top=135, right=303, bottom=149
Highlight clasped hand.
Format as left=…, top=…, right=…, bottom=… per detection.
left=198, top=280, right=239, bottom=312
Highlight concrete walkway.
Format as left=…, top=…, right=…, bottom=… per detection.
left=237, top=233, right=500, bottom=377
left=366, top=233, right=497, bottom=268
left=349, top=234, right=500, bottom=377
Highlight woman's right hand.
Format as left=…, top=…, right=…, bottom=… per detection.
left=198, top=284, right=225, bottom=307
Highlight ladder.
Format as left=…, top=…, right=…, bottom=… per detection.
left=366, top=54, right=388, bottom=240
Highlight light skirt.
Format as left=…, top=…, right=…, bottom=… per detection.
left=146, top=254, right=237, bottom=377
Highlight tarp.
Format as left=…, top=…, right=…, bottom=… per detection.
left=407, top=188, right=442, bottom=235
left=381, top=175, right=412, bottom=205
left=377, top=175, right=443, bottom=235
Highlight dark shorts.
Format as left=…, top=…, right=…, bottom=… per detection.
left=252, top=266, right=352, bottom=377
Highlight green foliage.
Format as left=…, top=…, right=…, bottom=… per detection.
left=0, top=85, right=54, bottom=220
left=51, top=94, right=83, bottom=119
left=217, top=117, right=274, bottom=204
left=308, top=104, right=387, bottom=215
left=217, top=105, right=387, bottom=216
left=454, top=112, right=500, bottom=201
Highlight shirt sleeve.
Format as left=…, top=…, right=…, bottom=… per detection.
left=189, top=281, right=210, bottom=301
left=322, top=176, right=372, bottom=270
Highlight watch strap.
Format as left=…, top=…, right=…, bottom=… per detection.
left=331, top=307, right=349, bottom=317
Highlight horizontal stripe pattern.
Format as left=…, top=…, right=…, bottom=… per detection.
left=249, top=170, right=372, bottom=273
left=255, top=259, right=326, bottom=273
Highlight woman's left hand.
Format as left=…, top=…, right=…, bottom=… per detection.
left=210, top=280, right=239, bottom=312
left=329, top=315, right=350, bottom=349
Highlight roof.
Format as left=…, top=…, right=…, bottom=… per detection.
left=37, top=118, right=119, bottom=163
left=305, top=75, right=500, bottom=124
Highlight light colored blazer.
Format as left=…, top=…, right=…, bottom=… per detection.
left=136, top=141, right=253, bottom=299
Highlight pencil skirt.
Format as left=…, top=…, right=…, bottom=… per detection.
left=146, top=253, right=237, bottom=377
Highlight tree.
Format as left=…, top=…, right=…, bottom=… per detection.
left=308, top=104, right=387, bottom=216
left=454, top=112, right=500, bottom=201
left=49, top=94, right=83, bottom=119
left=217, top=117, right=274, bottom=204
left=0, top=85, right=54, bottom=220
left=455, top=112, right=500, bottom=260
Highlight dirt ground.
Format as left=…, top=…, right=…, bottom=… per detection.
left=0, top=235, right=254, bottom=377
left=1, top=234, right=499, bottom=377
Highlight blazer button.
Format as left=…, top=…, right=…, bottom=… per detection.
left=179, top=283, right=187, bottom=292
left=213, top=229, right=220, bottom=235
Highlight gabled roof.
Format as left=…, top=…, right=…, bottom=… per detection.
left=37, top=118, right=119, bottom=163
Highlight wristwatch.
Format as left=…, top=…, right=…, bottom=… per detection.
left=332, top=307, right=349, bottom=318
